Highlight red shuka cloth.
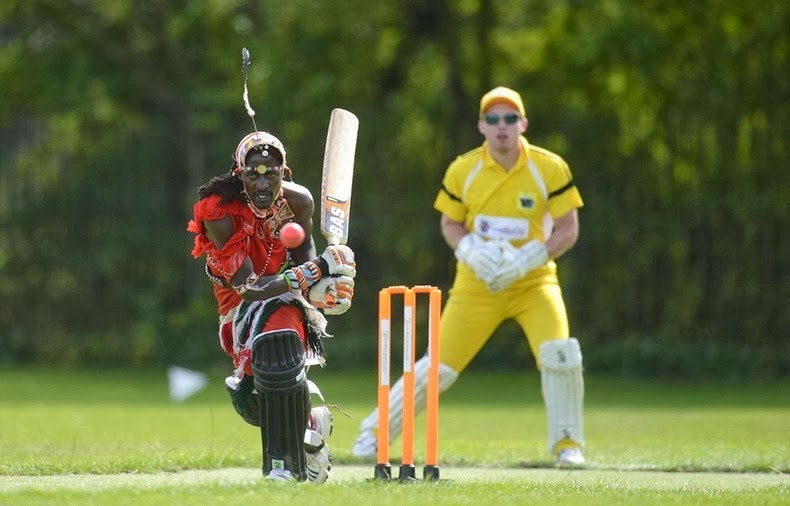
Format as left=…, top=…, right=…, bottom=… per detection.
left=187, top=195, right=288, bottom=315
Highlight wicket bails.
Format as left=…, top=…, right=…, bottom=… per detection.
left=374, top=285, right=441, bottom=481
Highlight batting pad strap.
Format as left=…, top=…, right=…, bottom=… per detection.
left=540, top=338, right=585, bottom=454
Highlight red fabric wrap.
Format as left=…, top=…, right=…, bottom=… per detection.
left=187, top=194, right=288, bottom=314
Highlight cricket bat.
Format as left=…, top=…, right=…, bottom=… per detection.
left=320, top=108, right=359, bottom=245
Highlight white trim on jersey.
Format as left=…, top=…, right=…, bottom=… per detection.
left=527, top=159, right=548, bottom=200
left=462, top=159, right=484, bottom=202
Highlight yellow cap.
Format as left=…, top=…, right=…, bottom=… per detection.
left=479, top=86, right=525, bottom=117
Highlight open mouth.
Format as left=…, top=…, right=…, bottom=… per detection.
left=251, top=191, right=272, bottom=205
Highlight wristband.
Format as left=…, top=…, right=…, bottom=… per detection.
left=282, top=269, right=301, bottom=294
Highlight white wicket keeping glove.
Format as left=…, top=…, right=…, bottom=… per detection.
left=454, top=233, right=499, bottom=283
left=308, top=275, right=355, bottom=315
left=486, top=240, right=549, bottom=292
left=517, top=239, right=549, bottom=275
left=319, top=244, right=357, bottom=278
left=486, top=240, right=521, bottom=292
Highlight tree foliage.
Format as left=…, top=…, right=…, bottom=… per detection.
left=0, top=0, right=787, bottom=377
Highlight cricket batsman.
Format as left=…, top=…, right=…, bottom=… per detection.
left=188, top=131, right=356, bottom=482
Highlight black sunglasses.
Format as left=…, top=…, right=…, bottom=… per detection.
left=483, top=113, right=521, bottom=125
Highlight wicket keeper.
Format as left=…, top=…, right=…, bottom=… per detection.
left=353, top=86, right=586, bottom=466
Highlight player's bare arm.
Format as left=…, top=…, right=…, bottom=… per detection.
left=545, top=209, right=579, bottom=260
left=283, top=181, right=318, bottom=265
left=440, top=214, right=468, bottom=250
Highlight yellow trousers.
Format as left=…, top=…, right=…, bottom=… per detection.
left=439, top=266, right=570, bottom=372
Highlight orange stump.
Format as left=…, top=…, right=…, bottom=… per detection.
left=374, top=285, right=441, bottom=481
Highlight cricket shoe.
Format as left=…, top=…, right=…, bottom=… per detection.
left=305, top=406, right=333, bottom=484
left=556, top=447, right=585, bottom=467
left=351, top=430, right=377, bottom=459
left=310, top=405, right=333, bottom=441
left=265, top=468, right=297, bottom=482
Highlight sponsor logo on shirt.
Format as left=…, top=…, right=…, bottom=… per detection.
left=474, top=215, right=529, bottom=240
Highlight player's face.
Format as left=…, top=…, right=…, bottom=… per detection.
left=240, top=150, right=284, bottom=209
left=478, top=103, right=527, bottom=152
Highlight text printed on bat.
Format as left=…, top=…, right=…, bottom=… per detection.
left=327, top=206, right=347, bottom=237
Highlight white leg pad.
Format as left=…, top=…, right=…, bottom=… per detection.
left=358, top=355, right=458, bottom=442
left=540, top=338, right=585, bottom=454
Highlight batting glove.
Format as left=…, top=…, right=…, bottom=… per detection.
left=308, top=275, right=355, bottom=315
left=283, top=261, right=323, bottom=295
left=318, top=244, right=357, bottom=278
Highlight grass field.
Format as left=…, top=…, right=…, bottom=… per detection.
left=0, top=367, right=787, bottom=504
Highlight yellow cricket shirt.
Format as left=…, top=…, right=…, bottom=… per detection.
left=434, top=136, right=583, bottom=247
left=432, top=137, right=583, bottom=370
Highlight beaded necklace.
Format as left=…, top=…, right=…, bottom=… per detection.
left=205, top=190, right=294, bottom=287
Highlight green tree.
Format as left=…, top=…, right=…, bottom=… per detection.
left=0, top=0, right=786, bottom=377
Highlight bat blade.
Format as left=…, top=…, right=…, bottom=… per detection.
left=321, top=108, right=359, bottom=245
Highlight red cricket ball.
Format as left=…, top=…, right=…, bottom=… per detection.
left=279, top=222, right=306, bottom=248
